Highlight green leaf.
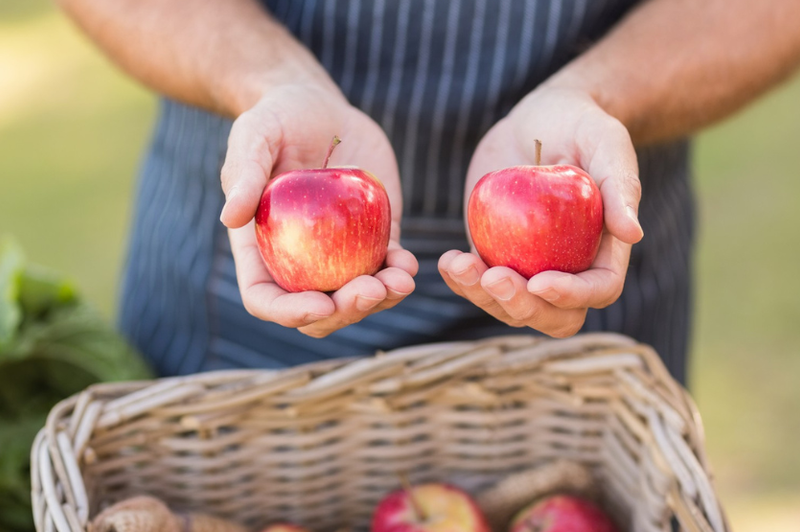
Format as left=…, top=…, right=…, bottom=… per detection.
left=0, top=415, right=44, bottom=532
left=0, top=304, right=152, bottom=531
left=18, top=264, right=78, bottom=319
left=0, top=238, right=152, bottom=530
left=0, top=237, right=24, bottom=352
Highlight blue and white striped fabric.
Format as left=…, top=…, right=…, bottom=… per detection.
left=119, top=0, right=694, bottom=384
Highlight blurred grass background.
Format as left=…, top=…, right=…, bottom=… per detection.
left=1, top=1, right=799, bottom=530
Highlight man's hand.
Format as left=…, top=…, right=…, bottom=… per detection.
left=439, top=87, right=643, bottom=338
left=222, top=83, right=417, bottom=338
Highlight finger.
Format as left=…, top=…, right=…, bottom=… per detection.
left=374, top=266, right=416, bottom=301
left=298, top=275, right=387, bottom=338
left=481, top=267, right=587, bottom=338
left=229, top=224, right=335, bottom=326
left=438, top=250, right=468, bottom=298
left=368, top=267, right=416, bottom=316
left=385, top=243, right=419, bottom=277
left=585, top=118, right=644, bottom=244
left=527, top=233, right=631, bottom=310
left=438, top=251, right=512, bottom=323
left=219, top=114, right=279, bottom=228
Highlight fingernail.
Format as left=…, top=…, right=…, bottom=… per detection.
left=532, top=287, right=560, bottom=302
left=487, top=278, right=516, bottom=301
left=356, top=295, right=382, bottom=312
left=388, top=288, right=413, bottom=300
left=626, top=205, right=643, bottom=231
left=454, top=265, right=480, bottom=286
left=303, top=312, right=328, bottom=324
left=220, top=187, right=240, bottom=221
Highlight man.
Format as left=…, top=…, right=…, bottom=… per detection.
left=58, top=0, right=800, bottom=382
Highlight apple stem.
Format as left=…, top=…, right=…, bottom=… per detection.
left=534, top=139, right=542, bottom=166
left=398, top=472, right=427, bottom=522
left=322, top=135, right=342, bottom=169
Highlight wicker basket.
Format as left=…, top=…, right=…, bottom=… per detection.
left=31, top=333, right=728, bottom=532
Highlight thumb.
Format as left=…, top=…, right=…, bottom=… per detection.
left=589, top=122, right=644, bottom=245
left=219, top=116, right=276, bottom=229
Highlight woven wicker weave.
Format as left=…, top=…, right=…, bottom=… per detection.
left=31, top=333, right=728, bottom=532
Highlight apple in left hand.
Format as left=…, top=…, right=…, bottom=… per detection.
left=467, top=140, right=603, bottom=279
left=371, top=482, right=490, bottom=532
left=254, top=136, right=391, bottom=293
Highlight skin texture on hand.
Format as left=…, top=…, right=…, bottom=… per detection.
left=222, top=84, right=418, bottom=338
left=439, top=87, right=643, bottom=338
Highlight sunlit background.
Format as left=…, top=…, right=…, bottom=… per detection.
left=2, top=1, right=799, bottom=530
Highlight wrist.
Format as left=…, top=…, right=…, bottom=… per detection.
left=542, top=64, right=640, bottom=130
left=211, top=20, right=342, bottom=117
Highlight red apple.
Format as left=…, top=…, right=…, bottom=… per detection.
left=467, top=141, right=603, bottom=279
left=255, top=137, right=391, bottom=292
left=371, top=483, right=491, bottom=532
left=510, top=495, right=618, bottom=532
left=260, top=524, right=312, bottom=532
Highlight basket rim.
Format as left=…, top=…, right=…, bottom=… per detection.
left=31, top=333, right=728, bottom=532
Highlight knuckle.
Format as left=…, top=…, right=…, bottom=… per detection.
left=515, top=304, right=542, bottom=325
left=624, top=171, right=643, bottom=203
left=300, top=327, right=331, bottom=339
left=550, top=322, right=580, bottom=339
left=607, top=116, right=632, bottom=141
left=229, top=113, right=253, bottom=138
left=548, top=329, right=571, bottom=339
left=604, top=290, right=624, bottom=309
left=219, top=161, right=236, bottom=194
left=240, top=294, right=261, bottom=319
left=596, top=282, right=625, bottom=309
left=551, top=314, right=586, bottom=338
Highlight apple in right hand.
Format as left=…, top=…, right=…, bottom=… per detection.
left=467, top=141, right=603, bottom=279
left=371, top=483, right=490, bottom=532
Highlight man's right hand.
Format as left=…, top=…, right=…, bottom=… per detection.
left=56, top=0, right=419, bottom=337
left=220, top=83, right=418, bottom=338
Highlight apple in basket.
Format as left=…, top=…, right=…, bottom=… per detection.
left=467, top=140, right=603, bottom=278
left=510, top=494, right=618, bottom=532
left=255, top=136, right=392, bottom=293
left=261, top=524, right=313, bottom=532
left=372, top=482, right=490, bottom=532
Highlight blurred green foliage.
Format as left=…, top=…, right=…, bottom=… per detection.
left=1, top=1, right=799, bottom=530
left=0, top=238, right=152, bottom=531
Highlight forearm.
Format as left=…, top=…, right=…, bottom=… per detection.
left=546, top=0, right=800, bottom=144
left=58, top=0, right=338, bottom=117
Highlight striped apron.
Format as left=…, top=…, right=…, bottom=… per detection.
left=119, top=0, right=695, bottom=385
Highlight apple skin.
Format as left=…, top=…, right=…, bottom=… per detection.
left=371, top=483, right=491, bottom=532
left=260, top=524, right=312, bottom=532
left=510, top=495, right=618, bottom=532
left=467, top=165, right=603, bottom=279
left=255, top=167, right=391, bottom=293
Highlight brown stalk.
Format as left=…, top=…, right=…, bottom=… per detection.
left=398, top=472, right=427, bottom=522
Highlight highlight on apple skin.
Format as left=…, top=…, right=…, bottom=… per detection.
left=254, top=137, right=391, bottom=293
left=371, top=483, right=491, bottom=532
